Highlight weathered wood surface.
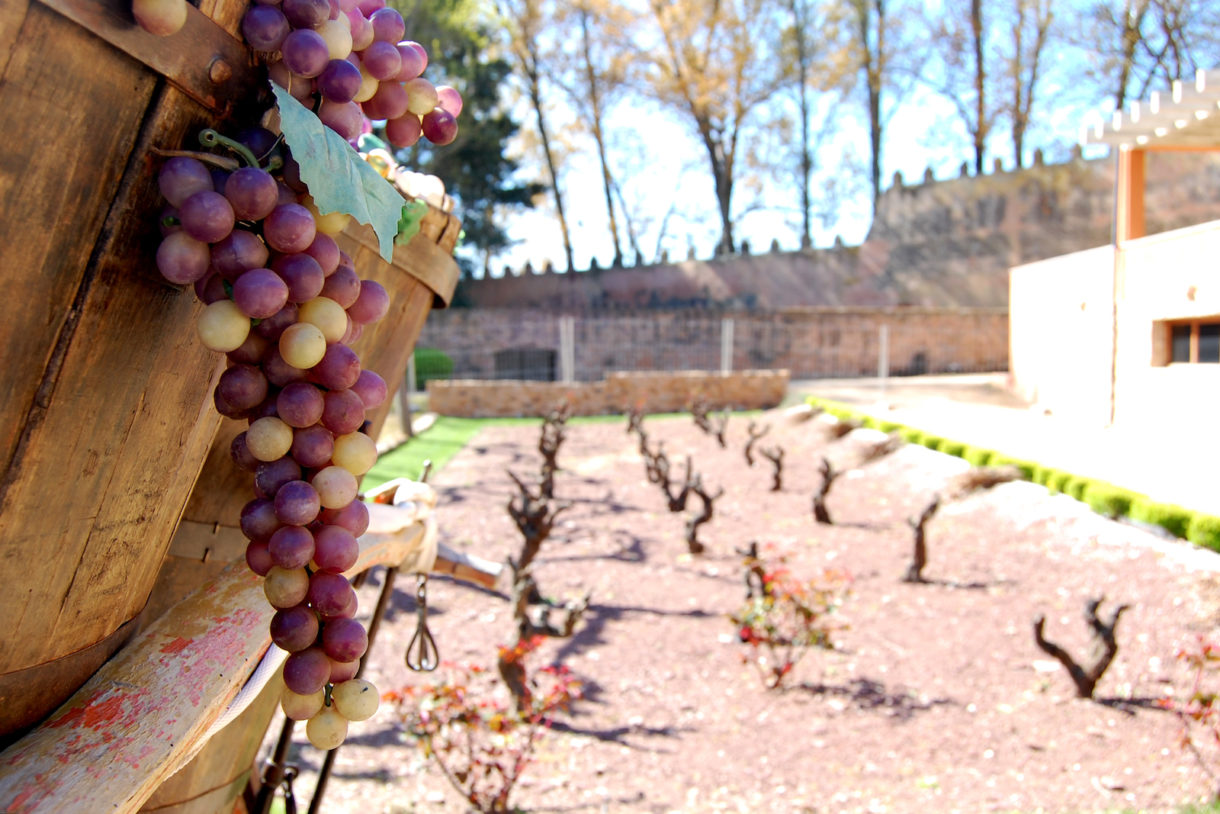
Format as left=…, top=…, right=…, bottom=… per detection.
left=0, top=0, right=252, bottom=738
left=0, top=520, right=428, bottom=814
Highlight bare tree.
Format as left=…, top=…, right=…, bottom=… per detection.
left=498, top=0, right=576, bottom=271
left=637, top=0, right=788, bottom=254
left=1005, top=0, right=1054, bottom=168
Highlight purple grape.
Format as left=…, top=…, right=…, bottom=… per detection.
left=225, top=166, right=279, bottom=221
left=361, top=81, right=408, bottom=121
left=255, top=456, right=303, bottom=499
left=320, top=500, right=369, bottom=537
left=310, top=343, right=362, bottom=391
left=346, top=8, right=373, bottom=50
left=394, top=42, right=426, bottom=82
left=291, top=424, right=335, bottom=468
left=246, top=540, right=274, bottom=576
left=210, top=168, right=230, bottom=195
left=436, top=85, right=463, bottom=116
left=312, top=524, right=359, bottom=572
left=226, top=331, right=270, bottom=366
left=309, top=572, right=356, bottom=617
left=318, top=99, right=364, bottom=142
left=347, top=279, right=389, bottom=324
left=356, top=0, right=384, bottom=14
left=264, top=203, right=317, bottom=253
left=351, top=369, right=387, bottom=410
left=219, top=364, right=270, bottom=412
left=360, top=40, right=401, bottom=80
left=283, top=647, right=331, bottom=695
left=159, top=156, right=213, bottom=207
left=369, top=7, right=403, bottom=41
left=342, top=320, right=363, bottom=345
left=178, top=190, right=235, bottom=243
left=283, top=0, right=330, bottom=27
left=305, top=233, right=341, bottom=276
left=194, top=272, right=228, bottom=304
left=270, top=604, right=320, bottom=653
left=421, top=108, right=458, bottom=147
left=330, top=656, right=359, bottom=683
left=240, top=497, right=282, bottom=542
left=282, top=28, right=330, bottom=79
left=159, top=205, right=181, bottom=236
left=271, top=253, right=325, bottom=303
left=238, top=126, right=280, bottom=162
left=384, top=112, right=421, bottom=148
left=319, top=264, right=361, bottom=308
left=263, top=344, right=310, bottom=387
left=321, top=389, right=366, bottom=435
left=242, top=4, right=289, bottom=51
left=232, top=268, right=289, bottom=319
left=275, top=479, right=322, bottom=526
left=155, top=231, right=211, bottom=284
left=211, top=229, right=270, bottom=282
left=213, top=386, right=250, bottom=420
left=277, top=382, right=326, bottom=428
left=321, top=616, right=368, bottom=662
left=317, top=58, right=362, bottom=104
left=231, top=431, right=262, bottom=472
left=254, top=303, right=299, bottom=342
left=269, top=523, right=316, bottom=568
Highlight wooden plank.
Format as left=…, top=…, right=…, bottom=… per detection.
left=0, top=78, right=229, bottom=677
left=0, top=523, right=427, bottom=814
left=1116, top=147, right=1146, bottom=243
left=34, top=0, right=261, bottom=116
left=0, top=2, right=155, bottom=494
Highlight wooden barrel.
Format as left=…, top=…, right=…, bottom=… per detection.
left=0, top=0, right=265, bottom=742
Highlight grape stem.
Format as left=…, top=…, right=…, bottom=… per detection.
left=149, top=147, right=239, bottom=171
left=198, top=128, right=261, bottom=169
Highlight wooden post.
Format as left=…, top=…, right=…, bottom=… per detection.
left=1114, top=146, right=1145, bottom=243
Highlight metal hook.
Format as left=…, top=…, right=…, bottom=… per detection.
left=406, top=573, right=439, bottom=671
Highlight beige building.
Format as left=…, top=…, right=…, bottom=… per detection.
left=1010, top=70, right=1220, bottom=428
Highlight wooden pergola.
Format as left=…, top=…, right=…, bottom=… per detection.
left=1082, top=68, right=1220, bottom=242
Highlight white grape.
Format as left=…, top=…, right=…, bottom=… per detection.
left=307, top=706, right=349, bottom=750
left=246, top=416, right=294, bottom=462
left=332, top=432, right=378, bottom=476
left=312, top=466, right=359, bottom=509
left=298, top=297, right=348, bottom=343
left=281, top=686, right=326, bottom=721
left=279, top=322, right=328, bottom=369
left=316, top=20, right=353, bottom=60
left=353, top=67, right=379, bottom=103
left=302, top=195, right=352, bottom=237
left=197, top=300, right=251, bottom=353
left=264, top=566, right=310, bottom=609
left=331, top=678, right=379, bottom=721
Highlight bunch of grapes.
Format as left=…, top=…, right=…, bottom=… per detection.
left=241, top=0, right=462, bottom=148
left=156, top=133, right=389, bottom=750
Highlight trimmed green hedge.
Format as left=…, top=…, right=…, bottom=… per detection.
left=1129, top=499, right=1194, bottom=540
left=801, top=394, right=1217, bottom=554
left=413, top=347, right=454, bottom=390
left=1083, top=482, right=1140, bottom=519
left=1187, top=514, right=1220, bottom=552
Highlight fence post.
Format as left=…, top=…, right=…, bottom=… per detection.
left=878, top=324, right=889, bottom=404
left=559, top=316, right=575, bottom=383
left=399, top=353, right=416, bottom=438
left=720, top=318, right=734, bottom=374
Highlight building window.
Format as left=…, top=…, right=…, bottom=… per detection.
left=1165, top=318, right=1220, bottom=364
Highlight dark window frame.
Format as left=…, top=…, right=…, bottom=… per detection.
left=1164, top=317, right=1220, bottom=364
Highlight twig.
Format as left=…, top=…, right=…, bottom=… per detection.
left=1033, top=596, right=1130, bottom=698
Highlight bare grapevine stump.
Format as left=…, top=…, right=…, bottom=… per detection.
left=538, top=402, right=569, bottom=500
left=903, top=496, right=941, bottom=583
left=1033, top=596, right=1130, bottom=698
left=744, top=420, right=770, bottom=466
left=684, top=477, right=724, bottom=555
left=760, top=445, right=784, bottom=491
left=812, top=457, right=840, bottom=524
left=507, top=471, right=570, bottom=578
left=945, top=464, right=1023, bottom=500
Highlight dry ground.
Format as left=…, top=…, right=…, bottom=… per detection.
left=264, top=408, right=1220, bottom=814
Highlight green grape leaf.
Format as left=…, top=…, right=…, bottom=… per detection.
left=272, top=83, right=404, bottom=263
left=395, top=199, right=430, bottom=246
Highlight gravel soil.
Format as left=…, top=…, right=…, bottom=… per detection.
left=265, top=409, right=1220, bottom=814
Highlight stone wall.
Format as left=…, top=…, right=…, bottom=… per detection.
left=450, top=151, right=1220, bottom=312
left=416, top=307, right=1008, bottom=381
left=426, top=370, right=790, bottom=417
